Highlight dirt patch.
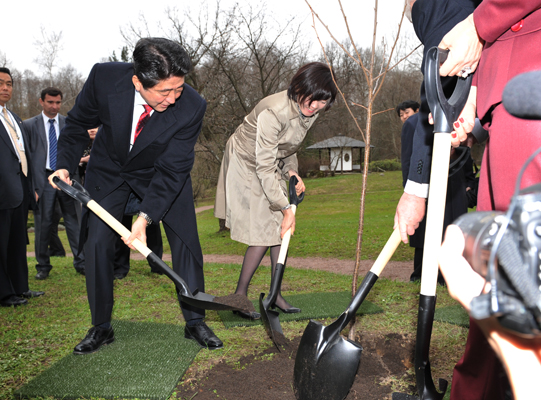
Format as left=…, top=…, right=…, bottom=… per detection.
left=176, top=332, right=415, bottom=400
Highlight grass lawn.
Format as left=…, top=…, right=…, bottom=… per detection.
left=1, top=171, right=466, bottom=400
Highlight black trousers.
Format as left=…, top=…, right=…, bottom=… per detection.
left=113, top=214, right=163, bottom=276
left=84, top=182, right=205, bottom=325
left=0, top=172, right=30, bottom=300
left=35, top=170, right=84, bottom=272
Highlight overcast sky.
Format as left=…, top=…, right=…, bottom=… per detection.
left=3, top=0, right=416, bottom=78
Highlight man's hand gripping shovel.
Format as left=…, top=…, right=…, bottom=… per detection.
left=393, top=47, right=472, bottom=400
left=52, top=177, right=256, bottom=314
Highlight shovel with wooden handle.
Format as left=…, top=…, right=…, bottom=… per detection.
left=293, top=228, right=402, bottom=400
left=259, top=175, right=304, bottom=350
left=393, top=47, right=472, bottom=400
left=52, top=177, right=255, bottom=313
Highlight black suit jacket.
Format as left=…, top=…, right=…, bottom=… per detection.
left=24, top=113, right=66, bottom=199
left=407, top=0, right=480, bottom=185
left=56, top=62, right=205, bottom=266
left=0, top=109, right=36, bottom=210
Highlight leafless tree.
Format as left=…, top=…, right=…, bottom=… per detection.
left=306, top=0, right=420, bottom=340
left=33, top=26, right=63, bottom=86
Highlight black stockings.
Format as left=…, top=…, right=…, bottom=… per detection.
left=234, top=245, right=293, bottom=309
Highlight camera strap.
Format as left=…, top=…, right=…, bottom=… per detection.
left=497, top=230, right=541, bottom=315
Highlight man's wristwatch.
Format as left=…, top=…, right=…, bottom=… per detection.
left=138, top=211, right=153, bottom=225
left=281, top=204, right=291, bottom=211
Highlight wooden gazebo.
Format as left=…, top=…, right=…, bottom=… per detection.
left=306, top=135, right=372, bottom=172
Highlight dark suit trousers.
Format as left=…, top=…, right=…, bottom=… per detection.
left=85, top=183, right=205, bottom=326
left=48, top=200, right=66, bottom=256
left=114, top=214, right=163, bottom=276
left=0, top=173, right=30, bottom=300
left=35, top=171, right=84, bottom=272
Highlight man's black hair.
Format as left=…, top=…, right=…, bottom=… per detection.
left=287, top=62, right=338, bottom=111
left=41, top=87, right=63, bottom=100
left=396, top=100, right=420, bottom=117
left=133, top=37, right=192, bottom=89
left=0, top=67, right=13, bottom=80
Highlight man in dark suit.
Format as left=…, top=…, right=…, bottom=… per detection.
left=24, top=87, right=85, bottom=279
left=394, top=0, right=480, bottom=243
left=0, top=67, right=44, bottom=307
left=49, top=38, right=223, bottom=354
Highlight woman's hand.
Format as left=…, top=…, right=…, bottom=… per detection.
left=439, top=225, right=541, bottom=400
left=439, top=13, right=484, bottom=77
left=288, top=171, right=305, bottom=195
left=281, top=208, right=295, bottom=238
left=450, top=86, right=477, bottom=147
left=427, top=87, right=477, bottom=148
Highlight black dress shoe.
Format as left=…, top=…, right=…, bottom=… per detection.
left=20, top=290, right=45, bottom=299
left=185, top=321, right=223, bottom=350
left=150, top=270, right=163, bottom=275
left=273, top=304, right=302, bottom=314
left=75, top=268, right=85, bottom=276
left=73, top=326, right=115, bottom=355
left=114, top=273, right=127, bottom=280
left=233, top=310, right=261, bottom=320
left=0, top=296, right=28, bottom=307
left=35, top=271, right=49, bottom=280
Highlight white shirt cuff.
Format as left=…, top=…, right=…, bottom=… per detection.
left=404, top=180, right=429, bottom=198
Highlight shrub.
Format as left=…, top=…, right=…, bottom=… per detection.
left=368, top=159, right=402, bottom=172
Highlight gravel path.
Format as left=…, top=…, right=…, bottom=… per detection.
left=27, top=204, right=413, bottom=282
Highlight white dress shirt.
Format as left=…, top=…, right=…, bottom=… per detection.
left=0, top=105, right=26, bottom=163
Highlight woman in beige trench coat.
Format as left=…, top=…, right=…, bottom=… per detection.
left=214, top=62, right=337, bottom=319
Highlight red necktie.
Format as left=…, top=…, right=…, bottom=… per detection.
left=134, top=104, right=152, bottom=142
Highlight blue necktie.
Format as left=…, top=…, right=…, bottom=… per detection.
left=49, top=119, right=57, bottom=170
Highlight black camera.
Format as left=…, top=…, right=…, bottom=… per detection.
left=453, top=183, right=541, bottom=337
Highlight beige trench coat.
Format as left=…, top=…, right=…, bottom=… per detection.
left=214, top=91, right=318, bottom=246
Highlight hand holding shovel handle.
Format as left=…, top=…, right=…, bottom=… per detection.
left=52, top=177, right=255, bottom=313
left=393, top=47, right=472, bottom=400
left=260, top=175, right=304, bottom=349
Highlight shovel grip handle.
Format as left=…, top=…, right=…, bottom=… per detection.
left=370, top=228, right=402, bottom=277
left=277, top=204, right=297, bottom=265
left=420, top=133, right=451, bottom=296
left=86, top=200, right=151, bottom=258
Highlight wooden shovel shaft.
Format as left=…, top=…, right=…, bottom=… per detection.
left=86, top=199, right=152, bottom=257
left=420, top=132, right=451, bottom=296
left=371, top=228, right=402, bottom=277
left=277, top=204, right=297, bottom=265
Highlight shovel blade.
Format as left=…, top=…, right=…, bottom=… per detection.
left=259, top=293, right=288, bottom=349
left=294, top=320, right=362, bottom=400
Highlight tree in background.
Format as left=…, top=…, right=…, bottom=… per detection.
left=305, top=0, right=420, bottom=340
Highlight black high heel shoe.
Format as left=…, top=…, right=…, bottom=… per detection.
left=233, top=310, right=261, bottom=320
left=272, top=304, right=301, bottom=314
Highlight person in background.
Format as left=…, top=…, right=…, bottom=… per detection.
left=214, top=62, right=337, bottom=320
left=24, top=87, right=85, bottom=279
left=0, top=67, right=44, bottom=307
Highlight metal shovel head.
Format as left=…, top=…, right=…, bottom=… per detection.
left=294, top=318, right=362, bottom=400
left=146, top=253, right=255, bottom=313
left=259, top=292, right=288, bottom=348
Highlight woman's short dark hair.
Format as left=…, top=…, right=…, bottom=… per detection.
left=133, top=37, right=192, bottom=89
left=287, top=62, right=337, bottom=111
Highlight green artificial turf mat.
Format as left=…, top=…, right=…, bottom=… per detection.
left=14, top=320, right=201, bottom=400
left=218, top=291, right=383, bottom=328
left=434, top=304, right=470, bottom=327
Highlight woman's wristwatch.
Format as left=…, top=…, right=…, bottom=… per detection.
left=138, top=211, right=153, bottom=225
left=281, top=204, right=291, bottom=211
